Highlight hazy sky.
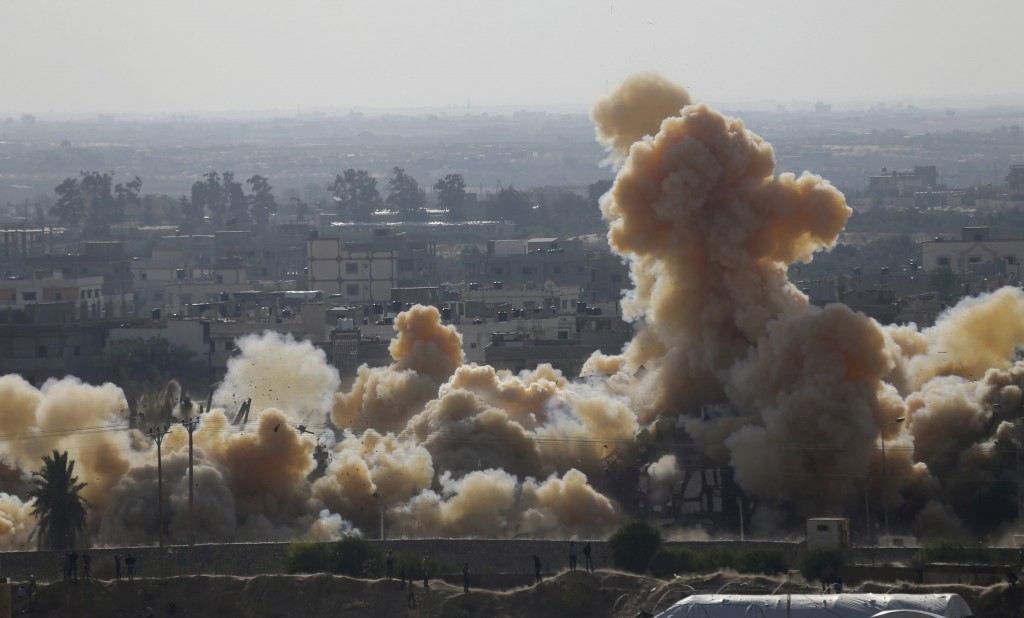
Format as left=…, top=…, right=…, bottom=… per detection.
left=2, top=0, right=1022, bottom=116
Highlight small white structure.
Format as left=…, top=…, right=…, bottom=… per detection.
left=807, top=517, right=851, bottom=550
left=655, top=594, right=973, bottom=618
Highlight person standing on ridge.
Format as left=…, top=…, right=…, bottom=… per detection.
left=569, top=541, right=578, bottom=571
left=533, top=555, right=542, bottom=584
left=583, top=541, right=594, bottom=573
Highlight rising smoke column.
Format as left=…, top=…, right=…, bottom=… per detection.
left=593, top=73, right=1024, bottom=533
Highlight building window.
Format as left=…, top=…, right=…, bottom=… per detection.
left=22, top=291, right=37, bottom=301
left=140, top=273, right=147, bottom=280
left=80, top=291, right=85, bottom=300
left=521, top=267, right=533, bottom=275
left=494, top=267, right=503, bottom=275
left=55, top=292, right=62, bottom=301
left=224, top=341, right=234, bottom=351
left=1006, top=256, right=1018, bottom=265
left=938, top=257, right=950, bottom=267
left=37, top=345, right=47, bottom=357
left=346, top=284, right=360, bottom=296
left=73, top=345, right=81, bottom=356
left=968, top=256, right=982, bottom=264
left=557, top=330, right=569, bottom=340
left=470, top=343, right=477, bottom=349
left=345, top=262, right=359, bottom=274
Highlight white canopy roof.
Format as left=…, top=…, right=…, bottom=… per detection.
left=655, top=594, right=973, bottom=618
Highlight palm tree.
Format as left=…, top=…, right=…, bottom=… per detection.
left=28, top=450, right=89, bottom=550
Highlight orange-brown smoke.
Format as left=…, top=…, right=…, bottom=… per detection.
left=6, top=74, right=1024, bottom=548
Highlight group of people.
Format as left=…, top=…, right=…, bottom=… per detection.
left=382, top=548, right=473, bottom=609
left=568, top=541, right=595, bottom=573
left=61, top=551, right=90, bottom=580
left=59, top=551, right=138, bottom=582
left=533, top=541, right=597, bottom=585
left=114, top=553, right=138, bottom=581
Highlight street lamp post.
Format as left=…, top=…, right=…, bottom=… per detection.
left=181, top=402, right=203, bottom=574
left=881, top=417, right=905, bottom=546
left=147, top=423, right=171, bottom=552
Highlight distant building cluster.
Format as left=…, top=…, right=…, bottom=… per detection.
left=0, top=215, right=631, bottom=386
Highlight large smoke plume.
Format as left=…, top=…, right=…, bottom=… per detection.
left=1, top=75, right=1023, bottom=548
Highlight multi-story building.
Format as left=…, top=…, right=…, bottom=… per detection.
left=460, top=238, right=629, bottom=302
left=21, top=241, right=136, bottom=319
left=0, top=274, right=104, bottom=317
left=869, top=166, right=940, bottom=200
left=920, top=226, right=1024, bottom=277
left=0, top=228, right=60, bottom=271
left=308, top=228, right=435, bottom=303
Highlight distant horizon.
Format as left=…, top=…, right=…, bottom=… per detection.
left=9, top=93, right=1024, bottom=123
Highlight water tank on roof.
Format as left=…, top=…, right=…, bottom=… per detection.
left=493, top=281, right=503, bottom=290
left=497, top=311, right=508, bottom=322
left=373, top=303, right=383, bottom=314
left=391, top=300, right=402, bottom=312
left=441, top=308, right=452, bottom=321
left=576, top=301, right=588, bottom=314
left=151, top=308, right=161, bottom=321
left=336, top=317, right=354, bottom=331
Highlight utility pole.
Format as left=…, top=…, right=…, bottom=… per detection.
left=147, top=423, right=171, bottom=554
left=881, top=417, right=905, bottom=546
left=181, top=403, right=202, bottom=575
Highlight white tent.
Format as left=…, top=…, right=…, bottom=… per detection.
left=655, top=594, right=973, bottom=618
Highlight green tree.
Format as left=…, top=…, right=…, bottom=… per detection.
left=486, top=185, right=534, bottom=225
left=220, top=172, right=248, bottom=227
left=607, top=520, right=661, bottom=573
left=114, top=175, right=143, bottom=218
left=434, top=173, right=467, bottom=221
left=386, top=167, right=427, bottom=220
left=79, top=171, right=120, bottom=236
left=178, top=195, right=203, bottom=232
left=29, top=450, right=89, bottom=551
left=328, top=169, right=382, bottom=221
left=246, top=174, right=278, bottom=224
left=51, top=177, right=83, bottom=226
left=192, top=171, right=226, bottom=225
left=51, top=171, right=122, bottom=235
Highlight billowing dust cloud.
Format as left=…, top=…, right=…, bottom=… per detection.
left=2, top=74, right=1024, bottom=548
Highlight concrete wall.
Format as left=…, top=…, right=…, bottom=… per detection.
left=0, top=540, right=804, bottom=586
left=6, top=539, right=1016, bottom=589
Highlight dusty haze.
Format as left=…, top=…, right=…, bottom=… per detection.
left=3, top=75, right=1024, bottom=548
